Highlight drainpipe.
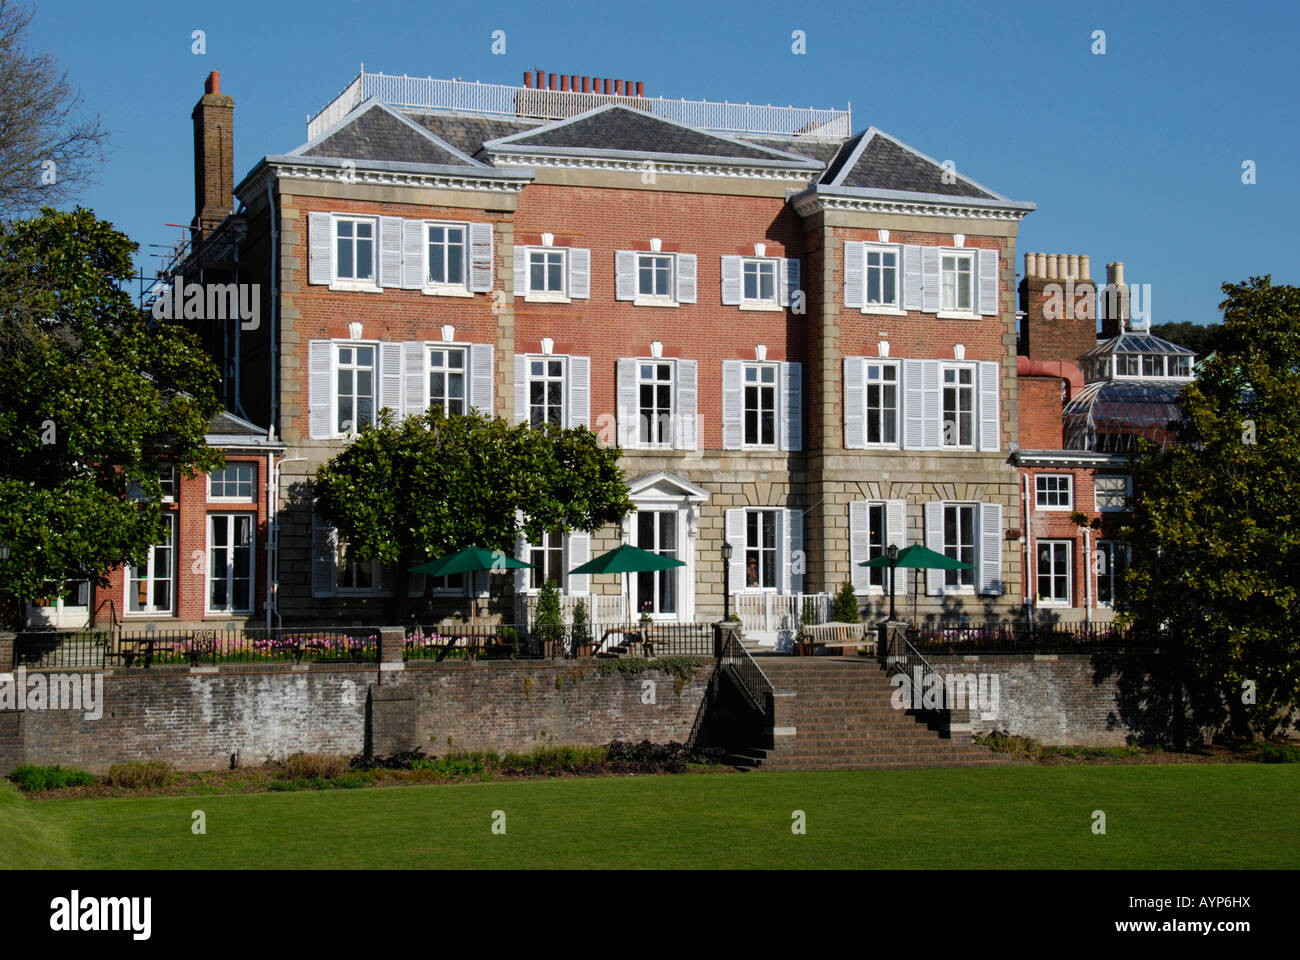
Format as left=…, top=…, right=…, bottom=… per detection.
left=1022, top=473, right=1034, bottom=626
left=232, top=243, right=249, bottom=421
left=1083, top=527, right=1093, bottom=625
left=267, top=455, right=306, bottom=629
left=265, top=180, right=279, bottom=440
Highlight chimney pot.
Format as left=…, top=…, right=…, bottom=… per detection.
left=581, top=76, right=590, bottom=93
left=614, top=79, right=624, bottom=95
left=548, top=73, right=557, bottom=90
left=205, top=71, right=220, bottom=95
left=636, top=81, right=645, bottom=97
left=1080, top=255, right=1091, bottom=281
left=1067, top=254, right=1079, bottom=279
left=1025, top=252, right=1036, bottom=278
left=560, top=75, right=569, bottom=92
left=603, top=78, right=612, bottom=95
left=1046, top=254, right=1059, bottom=280
left=535, top=70, right=544, bottom=88
left=523, top=71, right=533, bottom=88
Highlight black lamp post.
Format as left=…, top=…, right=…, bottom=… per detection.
left=721, top=541, right=733, bottom=620
left=886, top=543, right=899, bottom=622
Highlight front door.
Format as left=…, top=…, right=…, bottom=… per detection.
left=633, top=509, right=679, bottom=620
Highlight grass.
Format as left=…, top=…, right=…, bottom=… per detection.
left=3, top=764, right=1298, bottom=869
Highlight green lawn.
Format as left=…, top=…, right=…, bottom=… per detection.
left=4, top=765, right=1298, bottom=869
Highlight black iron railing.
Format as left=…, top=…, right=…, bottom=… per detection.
left=405, top=621, right=716, bottom=661
left=904, top=620, right=1158, bottom=654
left=883, top=628, right=948, bottom=711
left=719, top=629, right=772, bottom=715
left=14, top=627, right=384, bottom=668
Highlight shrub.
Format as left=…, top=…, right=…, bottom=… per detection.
left=8, top=764, right=96, bottom=791
left=1252, top=742, right=1300, bottom=763
left=571, top=599, right=592, bottom=655
left=106, top=761, right=177, bottom=789
left=275, top=752, right=349, bottom=780
left=348, top=748, right=429, bottom=771
left=975, top=732, right=1041, bottom=761
left=534, top=578, right=565, bottom=657
left=831, top=580, right=860, bottom=623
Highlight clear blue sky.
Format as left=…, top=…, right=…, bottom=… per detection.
left=30, top=0, right=1299, bottom=326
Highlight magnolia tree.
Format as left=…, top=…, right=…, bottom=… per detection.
left=0, top=208, right=223, bottom=628
left=1123, top=276, right=1300, bottom=741
left=313, top=409, right=633, bottom=623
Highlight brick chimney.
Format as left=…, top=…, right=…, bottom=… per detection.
left=1018, top=252, right=1098, bottom=364
left=192, top=71, right=234, bottom=241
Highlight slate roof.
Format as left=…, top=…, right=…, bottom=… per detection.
left=482, top=105, right=823, bottom=167
left=206, top=410, right=283, bottom=447
left=821, top=128, right=1000, bottom=200
left=292, top=100, right=483, bottom=167
left=742, top=135, right=843, bottom=166
left=1083, top=332, right=1196, bottom=358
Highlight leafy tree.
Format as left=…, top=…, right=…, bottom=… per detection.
left=1147, top=321, right=1219, bottom=359
left=313, top=408, right=633, bottom=624
left=832, top=580, right=860, bottom=622
left=0, top=1, right=108, bottom=217
left=1123, top=277, right=1300, bottom=741
left=0, top=208, right=223, bottom=628
left=534, top=579, right=564, bottom=659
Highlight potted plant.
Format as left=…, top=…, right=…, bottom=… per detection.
left=795, top=596, right=817, bottom=656
left=570, top=599, right=592, bottom=658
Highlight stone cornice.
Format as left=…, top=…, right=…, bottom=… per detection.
left=487, top=151, right=816, bottom=183
left=236, top=158, right=530, bottom=205
left=792, top=190, right=1032, bottom=222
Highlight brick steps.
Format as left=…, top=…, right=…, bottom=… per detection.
left=723, top=658, right=1010, bottom=771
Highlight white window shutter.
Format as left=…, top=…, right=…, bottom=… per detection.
left=725, top=509, right=746, bottom=591
left=902, top=244, right=923, bottom=311
left=514, top=533, right=530, bottom=597
left=922, top=360, right=942, bottom=450
left=312, top=515, right=337, bottom=598
left=849, top=501, right=870, bottom=595
left=309, top=340, right=333, bottom=439
left=615, top=250, right=636, bottom=301
left=924, top=502, right=945, bottom=595
left=402, top=220, right=424, bottom=289
left=309, top=212, right=332, bottom=285
left=403, top=341, right=427, bottom=418
left=567, top=355, right=590, bottom=429
left=469, top=222, right=494, bottom=292
left=568, top=247, right=590, bottom=299
left=780, top=258, right=800, bottom=307
left=470, top=343, right=495, bottom=416
left=980, top=502, right=1003, bottom=595
left=886, top=500, right=908, bottom=594
left=675, top=358, right=698, bottom=450
left=514, top=355, right=528, bottom=425
left=379, top=343, right=403, bottom=417
left=782, top=508, right=803, bottom=595
left=979, top=360, right=1000, bottom=451
left=779, top=361, right=801, bottom=451
left=567, top=532, right=590, bottom=594
left=720, top=256, right=741, bottom=305
left=616, top=358, right=638, bottom=448
left=676, top=253, right=697, bottom=304
left=513, top=246, right=527, bottom=297
left=921, top=246, right=940, bottom=314
left=721, top=360, right=743, bottom=449
left=978, top=248, right=999, bottom=316
left=843, top=357, right=865, bottom=449
left=380, top=217, right=403, bottom=289
left=844, top=241, right=865, bottom=309
left=901, top=359, right=923, bottom=450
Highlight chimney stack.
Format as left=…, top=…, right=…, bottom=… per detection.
left=192, top=71, right=234, bottom=242
left=1100, top=261, right=1130, bottom=337
left=1019, top=251, right=1098, bottom=363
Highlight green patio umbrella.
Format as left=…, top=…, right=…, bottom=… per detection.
left=860, top=544, right=973, bottom=625
left=409, top=546, right=531, bottom=624
left=568, top=543, right=686, bottom=625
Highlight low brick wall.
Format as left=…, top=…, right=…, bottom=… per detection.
left=0, top=659, right=714, bottom=775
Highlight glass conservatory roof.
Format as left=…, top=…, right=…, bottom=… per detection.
left=1082, top=331, right=1195, bottom=358
left=1062, top=378, right=1187, bottom=453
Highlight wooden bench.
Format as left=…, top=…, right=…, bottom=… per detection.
left=805, top=622, right=875, bottom=656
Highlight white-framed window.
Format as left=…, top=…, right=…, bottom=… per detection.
left=335, top=538, right=380, bottom=594
left=126, top=513, right=175, bottom=615
left=941, top=364, right=975, bottom=448
left=941, top=504, right=977, bottom=591
left=744, top=510, right=779, bottom=590
left=743, top=363, right=778, bottom=447
left=208, top=463, right=256, bottom=501
left=428, top=346, right=467, bottom=416
left=528, top=248, right=567, bottom=298
left=528, top=531, right=567, bottom=592
left=940, top=250, right=975, bottom=314
left=1036, top=540, right=1072, bottom=606
left=128, top=465, right=178, bottom=502
left=336, top=343, right=376, bottom=435
left=863, top=503, right=888, bottom=590
left=638, top=361, right=674, bottom=447
left=637, top=253, right=673, bottom=300
left=741, top=258, right=778, bottom=305
left=1095, top=474, right=1132, bottom=512
left=1115, top=354, right=1141, bottom=377
left=865, top=361, right=899, bottom=446
left=636, top=509, right=680, bottom=616
left=1169, top=356, right=1193, bottom=378
left=865, top=244, right=900, bottom=309
left=334, top=216, right=377, bottom=284
left=1035, top=474, right=1073, bottom=510
left=527, top=357, right=566, bottom=428
left=1142, top=355, right=1164, bottom=377
left=207, top=513, right=254, bottom=613
left=426, top=222, right=468, bottom=289
left=1095, top=540, right=1131, bottom=607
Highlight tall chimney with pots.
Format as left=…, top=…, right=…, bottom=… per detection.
left=1018, top=251, right=1099, bottom=363
left=192, top=71, right=234, bottom=242
left=1100, top=261, right=1130, bottom=337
